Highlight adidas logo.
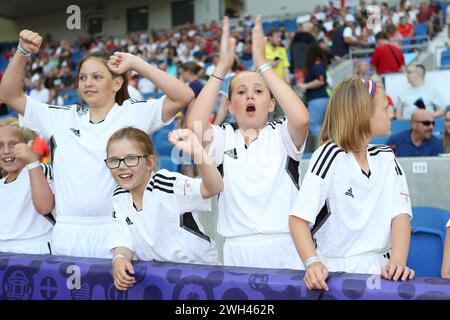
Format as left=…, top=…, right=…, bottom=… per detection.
left=70, top=128, right=81, bottom=137
left=125, top=217, right=133, bottom=225
left=345, top=187, right=354, bottom=198
left=224, top=148, right=238, bottom=159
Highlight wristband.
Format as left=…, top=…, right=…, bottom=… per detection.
left=112, top=254, right=127, bottom=265
left=257, top=63, right=272, bottom=74
left=17, top=44, right=32, bottom=57
left=26, top=160, right=40, bottom=171
left=304, top=255, right=322, bottom=269
left=210, top=74, right=224, bottom=81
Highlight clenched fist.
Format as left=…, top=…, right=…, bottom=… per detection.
left=19, top=29, right=43, bottom=54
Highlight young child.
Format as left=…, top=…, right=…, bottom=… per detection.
left=0, top=30, right=194, bottom=258
left=187, top=16, right=309, bottom=269
left=0, top=118, right=54, bottom=254
left=289, top=78, right=415, bottom=291
left=442, top=219, right=450, bottom=278
left=106, top=127, right=222, bottom=291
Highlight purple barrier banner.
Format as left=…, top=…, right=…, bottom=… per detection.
left=0, top=253, right=449, bottom=300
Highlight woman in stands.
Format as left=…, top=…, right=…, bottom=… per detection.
left=0, top=118, right=54, bottom=254
left=290, top=77, right=415, bottom=291
left=187, top=16, right=309, bottom=270
left=0, top=29, right=194, bottom=258
left=106, top=127, right=222, bottom=291
left=442, top=107, right=450, bottom=153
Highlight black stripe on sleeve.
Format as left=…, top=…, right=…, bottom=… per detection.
left=311, top=142, right=333, bottom=174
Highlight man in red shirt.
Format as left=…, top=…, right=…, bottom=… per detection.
left=397, top=16, right=414, bottom=38
left=370, top=31, right=405, bottom=75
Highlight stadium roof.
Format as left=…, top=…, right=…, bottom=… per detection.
left=0, top=0, right=122, bottom=19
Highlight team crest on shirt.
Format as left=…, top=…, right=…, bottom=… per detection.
left=70, top=128, right=81, bottom=137
left=76, top=104, right=88, bottom=116
left=224, top=148, right=238, bottom=159
left=345, top=187, right=354, bottom=198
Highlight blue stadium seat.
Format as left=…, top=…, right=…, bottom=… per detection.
left=158, top=155, right=180, bottom=172
left=406, top=206, right=450, bottom=277
left=370, top=136, right=389, bottom=145
left=440, top=50, right=450, bottom=69
left=434, top=116, right=445, bottom=138
left=391, top=119, right=411, bottom=134
left=60, top=89, right=79, bottom=105
left=143, top=92, right=164, bottom=100
left=0, top=55, right=8, bottom=72
left=303, top=153, right=312, bottom=160
left=413, top=23, right=428, bottom=39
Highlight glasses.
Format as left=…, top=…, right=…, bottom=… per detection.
left=104, top=155, right=148, bottom=169
left=415, top=120, right=435, bottom=126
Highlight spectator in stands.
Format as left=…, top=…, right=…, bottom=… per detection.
left=386, top=109, right=443, bottom=156
left=370, top=31, right=405, bottom=75
left=290, top=78, right=415, bottom=291
left=396, top=64, right=445, bottom=119
left=187, top=16, right=309, bottom=270
left=0, top=118, right=54, bottom=254
left=386, top=23, right=403, bottom=48
left=29, top=74, right=50, bottom=103
left=107, top=127, right=221, bottom=291
left=0, top=29, right=194, bottom=259
left=265, top=28, right=290, bottom=84
left=330, top=14, right=366, bottom=59
left=443, top=107, right=450, bottom=153
left=397, top=15, right=414, bottom=39
left=298, top=43, right=329, bottom=138
left=442, top=219, right=450, bottom=278
left=371, top=74, right=395, bottom=120
left=205, top=53, right=219, bottom=76
left=290, top=20, right=316, bottom=86
left=354, top=59, right=370, bottom=80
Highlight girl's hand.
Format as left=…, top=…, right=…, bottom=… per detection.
left=112, top=257, right=136, bottom=291
left=304, top=262, right=329, bottom=291
left=107, top=52, right=136, bottom=75
left=19, top=30, right=43, bottom=54
left=215, top=16, right=236, bottom=75
left=251, top=15, right=268, bottom=69
left=13, top=141, right=38, bottom=164
left=381, top=261, right=415, bottom=281
left=168, top=129, right=203, bottom=158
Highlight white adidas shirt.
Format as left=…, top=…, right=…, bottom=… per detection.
left=209, top=118, right=305, bottom=238
left=110, top=169, right=218, bottom=264
left=21, top=95, right=170, bottom=218
left=291, top=142, right=412, bottom=258
left=0, top=164, right=53, bottom=241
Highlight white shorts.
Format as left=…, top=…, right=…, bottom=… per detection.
left=317, top=247, right=389, bottom=275
left=52, top=215, right=112, bottom=259
left=0, top=232, right=52, bottom=254
left=223, top=233, right=305, bottom=270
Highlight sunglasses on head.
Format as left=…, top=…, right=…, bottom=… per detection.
left=415, top=120, right=435, bottom=126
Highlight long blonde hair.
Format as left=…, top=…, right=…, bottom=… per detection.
left=319, top=76, right=374, bottom=153
left=444, top=108, right=450, bottom=153
left=0, top=117, right=36, bottom=178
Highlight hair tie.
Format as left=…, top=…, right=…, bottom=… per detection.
left=361, top=79, right=377, bottom=99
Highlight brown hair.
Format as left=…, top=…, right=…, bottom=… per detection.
left=77, top=50, right=130, bottom=105
left=106, top=127, right=155, bottom=157
left=319, top=76, right=374, bottom=152
left=0, top=118, right=36, bottom=177
left=444, top=107, right=450, bottom=153
left=180, top=61, right=202, bottom=75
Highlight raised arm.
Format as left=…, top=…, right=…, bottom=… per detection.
left=0, top=30, right=43, bottom=115
left=252, top=15, right=309, bottom=150
left=107, top=52, right=194, bottom=122
left=186, top=16, right=236, bottom=147
left=168, top=129, right=223, bottom=198
left=13, top=141, right=54, bottom=214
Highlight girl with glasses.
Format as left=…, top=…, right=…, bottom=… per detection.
left=105, top=126, right=222, bottom=291
left=0, top=30, right=194, bottom=258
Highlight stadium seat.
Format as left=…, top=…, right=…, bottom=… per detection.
left=413, top=23, right=428, bottom=39
left=391, top=119, right=411, bottom=134
left=143, top=92, right=164, bottom=100
left=369, top=136, right=389, bottom=145
left=158, top=155, right=180, bottom=172
left=61, top=89, right=79, bottom=105
left=440, top=50, right=450, bottom=69
left=406, top=206, right=450, bottom=277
